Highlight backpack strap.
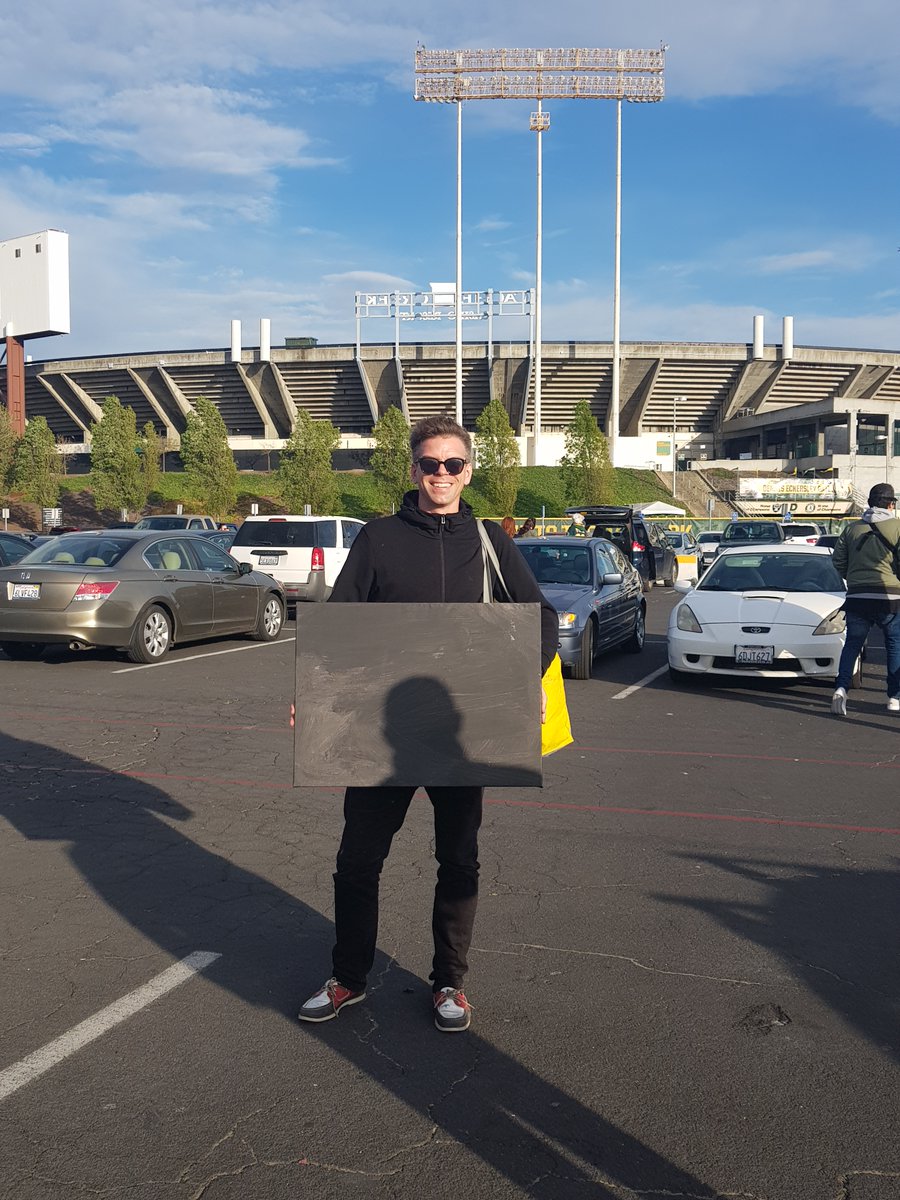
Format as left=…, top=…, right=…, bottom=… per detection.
left=865, top=522, right=900, bottom=580
left=477, top=520, right=513, bottom=603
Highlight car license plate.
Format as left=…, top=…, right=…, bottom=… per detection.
left=735, top=644, right=773, bottom=665
left=10, top=583, right=41, bottom=600
left=258, top=555, right=279, bottom=566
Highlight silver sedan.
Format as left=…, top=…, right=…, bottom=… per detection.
left=0, top=530, right=285, bottom=663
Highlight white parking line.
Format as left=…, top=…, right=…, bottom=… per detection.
left=611, top=663, right=669, bottom=700
left=112, top=636, right=295, bottom=673
left=0, top=951, right=221, bottom=1103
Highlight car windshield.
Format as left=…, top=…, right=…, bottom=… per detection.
left=698, top=552, right=845, bottom=593
left=518, top=545, right=594, bottom=586
left=698, top=533, right=721, bottom=544
left=781, top=524, right=819, bottom=538
left=21, top=536, right=133, bottom=567
left=231, top=520, right=337, bottom=548
left=134, top=517, right=189, bottom=529
left=721, top=522, right=782, bottom=543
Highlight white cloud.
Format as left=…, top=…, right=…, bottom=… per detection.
left=322, top=270, right=417, bottom=289
left=0, top=132, right=48, bottom=154
left=473, top=216, right=511, bottom=232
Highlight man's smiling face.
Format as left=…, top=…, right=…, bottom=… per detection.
left=412, top=435, right=473, bottom=515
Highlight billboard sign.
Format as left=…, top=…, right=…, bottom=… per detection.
left=0, top=229, right=70, bottom=339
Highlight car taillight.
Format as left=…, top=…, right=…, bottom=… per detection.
left=310, top=547, right=325, bottom=572
left=632, top=541, right=643, bottom=553
left=72, top=581, right=120, bottom=602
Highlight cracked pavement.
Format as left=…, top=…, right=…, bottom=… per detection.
left=1, top=598, right=899, bottom=1200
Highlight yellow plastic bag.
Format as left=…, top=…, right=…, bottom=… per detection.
left=541, top=654, right=573, bottom=757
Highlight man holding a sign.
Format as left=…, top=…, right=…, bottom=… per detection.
left=298, top=416, right=558, bottom=1032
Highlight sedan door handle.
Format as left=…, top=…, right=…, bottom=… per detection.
left=164, top=574, right=177, bottom=581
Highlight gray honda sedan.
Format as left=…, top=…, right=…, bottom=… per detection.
left=0, top=530, right=285, bottom=663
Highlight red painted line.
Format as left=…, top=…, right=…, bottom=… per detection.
left=3, top=764, right=898, bottom=837
left=574, top=743, right=900, bottom=772
left=3, top=711, right=288, bottom=734
left=484, top=796, right=900, bottom=836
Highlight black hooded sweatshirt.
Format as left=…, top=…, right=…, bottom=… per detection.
left=329, top=491, right=558, bottom=676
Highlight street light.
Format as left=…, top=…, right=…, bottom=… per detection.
left=672, top=394, right=686, bottom=499
left=530, top=102, right=550, bottom=462
left=415, top=46, right=666, bottom=456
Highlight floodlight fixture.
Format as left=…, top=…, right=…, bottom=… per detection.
left=415, top=47, right=665, bottom=103
left=414, top=46, right=666, bottom=453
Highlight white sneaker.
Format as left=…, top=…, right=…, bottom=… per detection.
left=831, top=688, right=847, bottom=717
left=888, top=698, right=900, bottom=713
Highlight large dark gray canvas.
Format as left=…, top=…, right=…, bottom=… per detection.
left=294, top=603, right=542, bottom=788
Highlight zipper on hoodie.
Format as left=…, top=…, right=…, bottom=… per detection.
left=439, top=515, right=446, bottom=600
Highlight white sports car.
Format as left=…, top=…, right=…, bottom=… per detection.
left=667, top=544, right=849, bottom=683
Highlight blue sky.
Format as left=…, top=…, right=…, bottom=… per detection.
left=2, top=0, right=898, bottom=362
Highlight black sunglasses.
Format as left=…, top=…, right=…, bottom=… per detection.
left=414, top=456, right=469, bottom=476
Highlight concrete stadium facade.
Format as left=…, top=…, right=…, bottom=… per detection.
left=18, top=335, right=900, bottom=499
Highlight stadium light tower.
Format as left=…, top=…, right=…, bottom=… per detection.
left=414, top=46, right=665, bottom=460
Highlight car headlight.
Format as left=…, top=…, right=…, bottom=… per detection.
left=676, top=604, right=703, bottom=633
left=813, top=608, right=846, bottom=636
left=558, top=612, right=577, bottom=628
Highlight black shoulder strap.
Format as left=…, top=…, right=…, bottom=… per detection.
left=865, top=522, right=900, bottom=577
left=867, top=522, right=899, bottom=554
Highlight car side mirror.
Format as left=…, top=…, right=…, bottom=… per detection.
left=673, top=578, right=693, bottom=593
left=602, top=572, right=623, bottom=585
left=238, top=561, right=253, bottom=576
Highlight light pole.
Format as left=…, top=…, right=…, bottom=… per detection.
left=414, top=46, right=665, bottom=452
left=530, top=99, right=550, bottom=463
left=610, top=96, right=622, bottom=468
left=672, top=395, right=686, bottom=499
left=455, top=98, right=463, bottom=426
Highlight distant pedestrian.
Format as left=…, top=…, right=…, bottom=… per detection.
left=500, top=516, right=517, bottom=538
left=831, top=482, right=900, bottom=716
left=566, top=512, right=586, bottom=537
left=515, top=517, right=538, bottom=538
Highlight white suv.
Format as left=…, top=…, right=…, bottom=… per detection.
left=778, top=522, right=824, bottom=545
left=229, top=515, right=364, bottom=606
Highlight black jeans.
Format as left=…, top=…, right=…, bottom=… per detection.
left=332, top=785, right=483, bottom=994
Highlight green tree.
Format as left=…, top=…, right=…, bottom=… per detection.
left=11, top=416, right=62, bottom=508
left=278, top=409, right=341, bottom=513
left=180, top=396, right=238, bottom=517
left=369, top=405, right=411, bottom=512
left=90, top=396, right=147, bottom=514
left=0, top=405, right=19, bottom=493
left=474, top=396, right=520, bottom=516
left=559, top=401, right=616, bottom=507
left=140, top=422, right=163, bottom=498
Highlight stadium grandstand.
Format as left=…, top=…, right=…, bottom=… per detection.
left=13, top=326, right=900, bottom=513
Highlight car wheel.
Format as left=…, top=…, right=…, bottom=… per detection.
left=0, top=641, right=45, bottom=661
left=570, top=620, right=594, bottom=680
left=127, top=605, right=172, bottom=664
left=664, top=560, right=677, bottom=587
left=252, top=594, right=285, bottom=642
left=622, top=605, right=646, bottom=654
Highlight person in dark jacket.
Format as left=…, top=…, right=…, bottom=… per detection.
left=831, top=482, right=900, bottom=716
left=298, top=416, right=558, bottom=1033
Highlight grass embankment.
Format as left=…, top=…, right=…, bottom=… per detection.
left=58, top=467, right=675, bottom=520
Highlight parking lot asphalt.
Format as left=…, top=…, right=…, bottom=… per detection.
left=1, top=592, right=899, bottom=1200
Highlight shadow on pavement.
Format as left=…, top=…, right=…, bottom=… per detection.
left=654, top=852, right=900, bottom=1064
left=0, top=730, right=719, bottom=1198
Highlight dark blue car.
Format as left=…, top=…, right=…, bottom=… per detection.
left=516, top=536, right=646, bottom=679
